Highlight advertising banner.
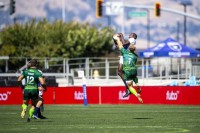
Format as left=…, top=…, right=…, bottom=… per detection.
left=54, top=86, right=99, bottom=104
left=0, top=86, right=200, bottom=105
left=43, top=87, right=55, bottom=104
left=0, top=87, right=23, bottom=105
left=101, top=86, right=140, bottom=104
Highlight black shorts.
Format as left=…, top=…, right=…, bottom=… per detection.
left=23, top=89, right=39, bottom=106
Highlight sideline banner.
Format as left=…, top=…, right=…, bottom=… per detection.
left=0, top=86, right=200, bottom=105
left=140, top=86, right=200, bottom=105
left=101, top=86, right=140, bottom=104
left=54, top=86, right=99, bottom=104
left=0, top=87, right=23, bottom=105
left=101, top=86, right=200, bottom=105
left=43, top=87, right=55, bottom=104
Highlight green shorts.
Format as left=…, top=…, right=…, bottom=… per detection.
left=123, top=68, right=138, bottom=84
left=23, top=89, right=39, bottom=106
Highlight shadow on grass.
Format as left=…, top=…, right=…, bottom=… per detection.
left=31, top=120, right=54, bottom=123
left=132, top=118, right=152, bottom=120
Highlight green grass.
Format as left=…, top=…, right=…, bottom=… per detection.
left=0, top=105, right=200, bottom=133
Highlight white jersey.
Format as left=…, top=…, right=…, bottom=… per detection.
left=38, top=70, right=44, bottom=96
left=119, top=56, right=123, bottom=64
left=20, top=71, right=26, bottom=85
left=39, top=90, right=43, bottom=96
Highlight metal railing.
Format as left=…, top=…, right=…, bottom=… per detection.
left=0, top=57, right=199, bottom=86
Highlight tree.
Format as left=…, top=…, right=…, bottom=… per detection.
left=0, top=19, right=115, bottom=58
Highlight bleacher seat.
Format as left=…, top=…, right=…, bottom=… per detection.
left=0, top=80, right=6, bottom=87
left=45, top=76, right=58, bottom=87
left=6, top=80, right=18, bottom=86
left=5, top=76, right=19, bottom=87
left=0, top=77, right=7, bottom=81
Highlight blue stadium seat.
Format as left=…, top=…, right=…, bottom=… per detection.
left=184, top=76, right=197, bottom=86
left=168, top=81, right=178, bottom=86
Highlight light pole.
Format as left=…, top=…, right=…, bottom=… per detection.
left=179, top=0, right=192, bottom=46
left=62, top=0, right=66, bottom=22
left=146, top=9, right=150, bottom=48
left=179, top=0, right=192, bottom=76
left=176, top=19, right=180, bottom=42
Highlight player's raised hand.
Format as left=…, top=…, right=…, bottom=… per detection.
left=112, top=33, right=120, bottom=40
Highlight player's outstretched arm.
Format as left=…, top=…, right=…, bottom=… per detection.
left=113, top=34, right=123, bottom=49
left=17, top=75, right=24, bottom=89
left=39, top=77, right=47, bottom=91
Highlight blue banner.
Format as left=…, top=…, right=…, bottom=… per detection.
left=82, top=84, right=88, bottom=106
left=139, top=38, right=200, bottom=58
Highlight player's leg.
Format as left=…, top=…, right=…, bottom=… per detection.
left=37, top=106, right=42, bottom=118
left=133, top=77, right=142, bottom=94
left=126, top=81, right=143, bottom=103
left=40, top=103, right=44, bottom=112
left=33, top=94, right=44, bottom=119
left=126, top=81, right=136, bottom=95
left=21, top=100, right=28, bottom=118
left=29, top=105, right=35, bottom=118
left=118, top=56, right=130, bottom=97
left=136, top=83, right=142, bottom=93
left=27, top=90, right=39, bottom=121
left=125, top=70, right=143, bottom=103
left=118, top=64, right=129, bottom=91
left=38, top=90, right=45, bottom=117
left=32, top=101, right=41, bottom=119
left=39, top=101, right=46, bottom=119
left=118, top=71, right=130, bottom=98
left=133, top=71, right=143, bottom=103
left=27, top=105, right=35, bottom=122
left=21, top=90, right=29, bottom=118
left=35, top=96, right=46, bottom=119
left=38, top=107, right=46, bottom=119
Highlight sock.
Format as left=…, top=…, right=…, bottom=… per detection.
left=33, top=107, right=40, bottom=116
left=29, top=108, right=34, bottom=118
left=122, top=79, right=129, bottom=90
left=38, top=108, right=41, bottom=117
left=129, top=87, right=137, bottom=96
left=22, top=104, right=27, bottom=110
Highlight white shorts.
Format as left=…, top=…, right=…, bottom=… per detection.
left=39, top=90, right=43, bottom=96
left=119, top=56, right=123, bottom=64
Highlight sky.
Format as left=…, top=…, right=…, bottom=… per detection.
left=0, top=0, right=200, bottom=49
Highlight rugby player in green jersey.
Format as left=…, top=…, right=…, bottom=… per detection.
left=114, top=34, right=143, bottom=103
left=26, top=62, right=46, bottom=119
left=113, top=33, right=141, bottom=98
left=113, top=33, right=130, bottom=97
left=126, top=33, right=142, bottom=96
left=18, top=59, right=46, bottom=121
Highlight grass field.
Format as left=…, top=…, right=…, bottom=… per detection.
left=0, top=104, right=200, bottom=133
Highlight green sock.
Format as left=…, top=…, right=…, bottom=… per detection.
left=129, top=87, right=137, bottom=96
left=29, top=108, right=34, bottom=118
left=22, top=104, right=27, bottom=110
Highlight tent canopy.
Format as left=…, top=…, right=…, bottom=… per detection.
left=139, top=38, right=200, bottom=58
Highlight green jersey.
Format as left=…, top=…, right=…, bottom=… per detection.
left=120, top=47, right=137, bottom=71
left=120, top=47, right=138, bottom=83
left=22, top=68, right=42, bottom=90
